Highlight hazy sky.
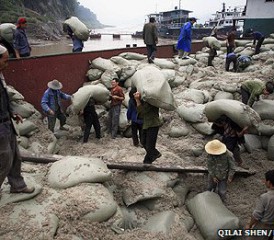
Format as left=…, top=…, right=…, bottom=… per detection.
left=78, top=0, right=246, bottom=27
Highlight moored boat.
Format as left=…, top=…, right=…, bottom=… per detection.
left=90, top=33, right=101, bottom=39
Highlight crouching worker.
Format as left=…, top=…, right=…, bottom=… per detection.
left=241, top=80, right=274, bottom=107
left=245, top=170, right=274, bottom=240
left=134, top=91, right=161, bottom=164
left=41, top=79, right=71, bottom=132
left=225, top=52, right=237, bottom=72
left=237, top=55, right=252, bottom=72
left=205, top=139, right=236, bottom=202
left=82, top=98, right=101, bottom=143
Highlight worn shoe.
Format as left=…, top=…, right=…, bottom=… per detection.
left=10, top=186, right=35, bottom=194
left=148, top=58, right=154, bottom=64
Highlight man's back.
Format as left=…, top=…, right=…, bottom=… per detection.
left=143, top=22, right=158, bottom=45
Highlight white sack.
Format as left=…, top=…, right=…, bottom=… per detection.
left=187, top=191, right=239, bottom=240
left=71, top=84, right=110, bottom=114
left=119, top=52, right=147, bottom=60
left=132, top=66, right=177, bottom=111
left=203, top=36, right=221, bottom=50
left=48, top=156, right=112, bottom=189
left=91, top=57, right=121, bottom=73
left=253, top=100, right=274, bottom=120
left=0, top=23, right=16, bottom=43
left=205, top=99, right=261, bottom=128
left=64, top=16, right=89, bottom=41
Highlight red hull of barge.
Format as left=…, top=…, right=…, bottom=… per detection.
left=3, top=42, right=203, bottom=112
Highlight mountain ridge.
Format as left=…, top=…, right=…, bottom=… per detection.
left=0, top=0, right=107, bottom=40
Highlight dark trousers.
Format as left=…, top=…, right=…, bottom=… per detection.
left=222, top=136, right=242, bottom=165
left=48, top=108, right=66, bottom=132
left=146, top=44, right=157, bottom=60
left=131, top=122, right=143, bottom=146
left=0, top=123, right=26, bottom=191
left=225, top=55, right=237, bottom=72
left=73, top=48, right=83, bottom=53
left=109, top=104, right=121, bottom=138
left=208, top=48, right=217, bottom=66
left=19, top=52, right=30, bottom=57
left=226, top=46, right=234, bottom=54
left=207, top=176, right=227, bottom=202
left=241, top=87, right=250, bottom=105
left=142, top=126, right=160, bottom=163
left=83, top=112, right=101, bottom=142
left=255, top=36, right=265, bottom=55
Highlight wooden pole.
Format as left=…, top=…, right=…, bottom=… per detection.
left=21, top=153, right=255, bottom=177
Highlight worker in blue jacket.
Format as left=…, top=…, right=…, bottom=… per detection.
left=176, top=17, right=196, bottom=59
left=41, top=79, right=71, bottom=132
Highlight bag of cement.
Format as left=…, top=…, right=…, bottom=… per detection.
left=263, top=38, right=274, bottom=44
left=239, top=47, right=254, bottom=56
left=186, top=191, right=239, bottom=240
left=174, top=57, right=197, bottom=66
left=177, top=102, right=206, bottom=123
left=48, top=156, right=112, bottom=189
left=268, top=135, right=274, bottom=161
left=203, top=36, right=221, bottom=50
left=110, top=56, right=133, bottom=66
left=91, top=57, right=121, bottom=73
left=131, top=66, right=177, bottom=111
left=101, top=70, right=118, bottom=89
left=192, top=122, right=214, bottom=135
left=122, top=172, right=177, bottom=206
left=153, top=58, right=176, bottom=69
left=178, top=89, right=207, bottom=104
left=169, top=126, right=190, bottom=138
left=10, top=101, right=36, bottom=118
left=15, top=120, right=38, bottom=136
left=214, top=91, right=234, bottom=100
left=119, top=52, right=147, bottom=60
left=0, top=23, right=16, bottom=43
left=214, top=82, right=239, bottom=93
left=235, top=39, right=252, bottom=47
left=71, top=84, right=110, bottom=114
left=234, top=46, right=245, bottom=53
left=143, top=211, right=187, bottom=235
left=161, top=69, right=176, bottom=83
left=119, top=108, right=128, bottom=131
left=120, top=66, right=136, bottom=81
left=205, top=99, right=261, bottom=128
left=56, top=184, right=117, bottom=222
left=86, top=69, right=103, bottom=81
left=63, top=16, right=89, bottom=41
left=7, top=86, right=24, bottom=101
left=253, top=100, right=274, bottom=120
left=244, top=134, right=262, bottom=153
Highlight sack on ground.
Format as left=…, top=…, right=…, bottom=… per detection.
left=186, top=191, right=239, bottom=240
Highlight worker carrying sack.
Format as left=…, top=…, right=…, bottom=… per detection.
left=63, top=16, right=89, bottom=41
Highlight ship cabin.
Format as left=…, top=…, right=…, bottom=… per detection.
left=158, top=7, right=192, bottom=30
left=205, top=3, right=245, bottom=32
left=240, top=0, right=274, bottom=36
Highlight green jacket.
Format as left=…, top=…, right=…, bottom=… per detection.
left=137, top=102, right=161, bottom=130
left=207, top=151, right=236, bottom=181
left=241, top=80, right=265, bottom=106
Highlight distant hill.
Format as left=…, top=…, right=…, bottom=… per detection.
left=0, top=0, right=107, bottom=40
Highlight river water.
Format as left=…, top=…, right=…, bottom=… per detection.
left=31, top=26, right=177, bottom=56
